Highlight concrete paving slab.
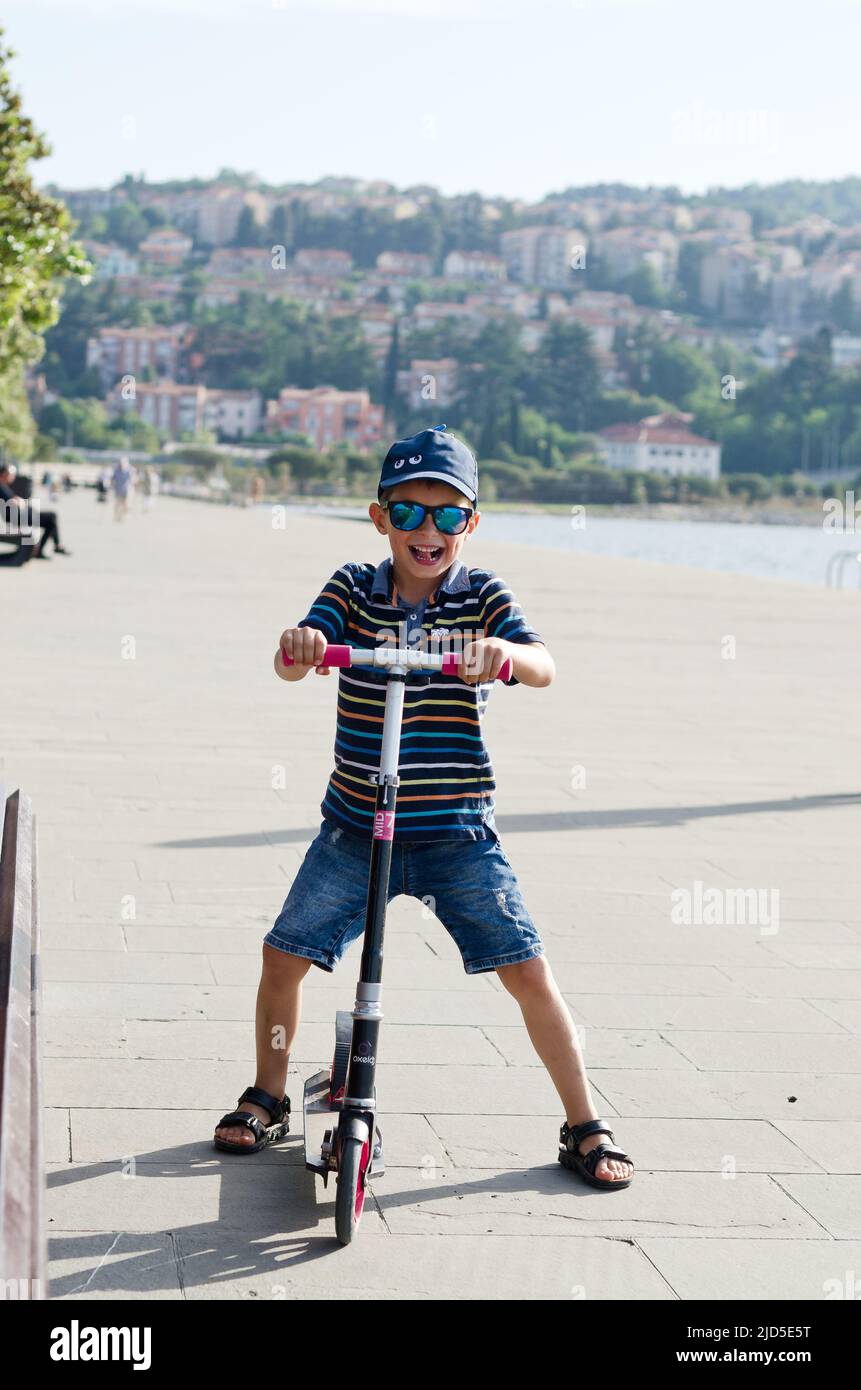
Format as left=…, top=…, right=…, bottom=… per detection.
left=175, top=1232, right=674, bottom=1301
left=119, top=1018, right=502, bottom=1065
left=47, top=1232, right=186, bottom=1300
left=68, top=1106, right=444, bottom=1170
left=594, top=1068, right=861, bottom=1121
left=564, top=993, right=847, bottom=1033
left=775, top=1176, right=861, bottom=1238
left=371, top=1166, right=825, bottom=1238
left=4, top=492, right=860, bottom=1300
left=426, top=1114, right=825, bottom=1173
left=638, top=1237, right=860, bottom=1301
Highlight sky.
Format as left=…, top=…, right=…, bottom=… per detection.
left=4, top=0, right=861, bottom=202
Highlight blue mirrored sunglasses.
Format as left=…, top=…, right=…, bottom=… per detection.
left=381, top=499, right=474, bottom=535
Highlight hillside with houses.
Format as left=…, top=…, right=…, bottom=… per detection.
left=25, top=172, right=861, bottom=504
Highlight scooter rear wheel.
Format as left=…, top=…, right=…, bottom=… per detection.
left=335, top=1133, right=370, bottom=1245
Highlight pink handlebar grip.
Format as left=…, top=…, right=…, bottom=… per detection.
left=442, top=652, right=513, bottom=683
left=280, top=643, right=353, bottom=668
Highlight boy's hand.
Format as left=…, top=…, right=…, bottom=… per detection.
left=276, top=627, right=332, bottom=678
left=459, top=637, right=512, bottom=685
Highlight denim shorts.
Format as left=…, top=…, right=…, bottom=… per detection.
left=264, top=818, right=545, bottom=975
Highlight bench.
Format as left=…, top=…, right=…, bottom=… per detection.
left=0, top=786, right=48, bottom=1298
left=0, top=530, right=35, bottom=568
left=1, top=480, right=37, bottom=566
left=0, top=501, right=36, bottom=566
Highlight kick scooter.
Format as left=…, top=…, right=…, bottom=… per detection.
left=280, top=640, right=512, bottom=1245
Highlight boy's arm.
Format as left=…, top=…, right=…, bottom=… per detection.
left=295, top=565, right=352, bottom=644
left=503, top=639, right=555, bottom=688
left=274, top=565, right=353, bottom=681
left=481, top=576, right=554, bottom=688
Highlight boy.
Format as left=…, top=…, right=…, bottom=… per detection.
left=214, top=426, right=634, bottom=1190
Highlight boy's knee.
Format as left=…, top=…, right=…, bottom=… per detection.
left=262, top=942, right=312, bottom=980
left=496, top=954, right=551, bottom=996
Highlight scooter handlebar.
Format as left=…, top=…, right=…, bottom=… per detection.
left=280, top=642, right=513, bottom=683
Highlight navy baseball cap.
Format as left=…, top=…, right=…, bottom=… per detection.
left=377, top=424, right=478, bottom=504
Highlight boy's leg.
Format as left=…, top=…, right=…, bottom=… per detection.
left=402, top=837, right=629, bottom=1174
left=216, top=819, right=396, bottom=1144
left=214, top=944, right=311, bottom=1146
left=496, top=956, right=633, bottom=1182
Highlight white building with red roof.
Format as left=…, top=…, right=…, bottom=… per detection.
left=597, top=413, right=721, bottom=479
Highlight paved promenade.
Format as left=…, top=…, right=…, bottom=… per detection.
left=3, top=488, right=861, bottom=1300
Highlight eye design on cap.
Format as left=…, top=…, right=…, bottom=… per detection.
left=393, top=458, right=404, bottom=469
left=408, top=454, right=422, bottom=465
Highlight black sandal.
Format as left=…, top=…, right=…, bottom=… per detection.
left=559, top=1118, right=634, bottom=1191
left=213, top=1085, right=291, bottom=1154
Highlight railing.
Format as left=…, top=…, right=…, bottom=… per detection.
left=0, top=787, right=48, bottom=1299
left=825, top=550, right=861, bottom=589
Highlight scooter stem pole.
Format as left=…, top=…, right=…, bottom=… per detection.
left=343, top=667, right=407, bottom=1108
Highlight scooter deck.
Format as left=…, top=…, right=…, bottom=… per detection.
left=303, top=1068, right=385, bottom=1180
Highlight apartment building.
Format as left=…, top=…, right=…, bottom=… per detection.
left=597, top=413, right=721, bottom=479
left=832, top=333, right=861, bottom=370
left=198, top=273, right=302, bottom=308
left=294, top=248, right=354, bottom=276
left=111, top=275, right=183, bottom=306
left=206, top=248, right=277, bottom=277
left=699, top=243, right=771, bottom=321
left=409, top=300, right=487, bottom=331
left=761, top=214, right=837, bottom=251
left=59, top=186, right=117, bottom=217
left=500, top=226, right=588, bottom=288
left=107, top=381, right=263, bottom=438
left=571, top=289, right=638, bottom=321
left=807, top=251, right=861, bottom=303
left=209, top=388, right=264, bottom=438
left=598, top=227, right=680, bottom=290
left=770, top=270, right=812, bottom=332
left=265, top=385, right=385, bottom=450
left=81, top=240, right=139, bottom=278
left=195, top=188, right=271, bottom=246
left=86, top=324, right=193, bottom=391
left=442, top=250, right=506, bottom=282
left=376, top=250, right=433, bottom=279
left=137, top=227, right=193, bottom=268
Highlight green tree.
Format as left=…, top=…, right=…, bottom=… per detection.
left=105, top=200, right=151, bottom=252
left=528, top=320, right=602, bottom=432
left=452, top=317, right=525, bottom=454
left=829, top=278, right=858, bottom=333
left=41, top=276, right=134, bottom=395
left=234, top=204, right=263, bottom=247
left=0, top=26, right=92, bottom=454
left=0, top=365, right=34, bottom=457
left=617, top=262, right=666, bottom=307
left=644, top=339, right=715, bottom=404
left=174, top=445, right=223, bottom=470
left=268, top=444, right=321, bottom=494
left=382, top=316, right=400, bottom=416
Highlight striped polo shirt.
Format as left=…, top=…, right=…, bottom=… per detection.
left=296, top=555, right=544, bottom=842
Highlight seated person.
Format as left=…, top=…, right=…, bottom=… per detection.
left=0, top=463, right=71, bottom=558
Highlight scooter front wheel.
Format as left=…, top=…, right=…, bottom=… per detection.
left=335, top=1133, right=371, bottom=1245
